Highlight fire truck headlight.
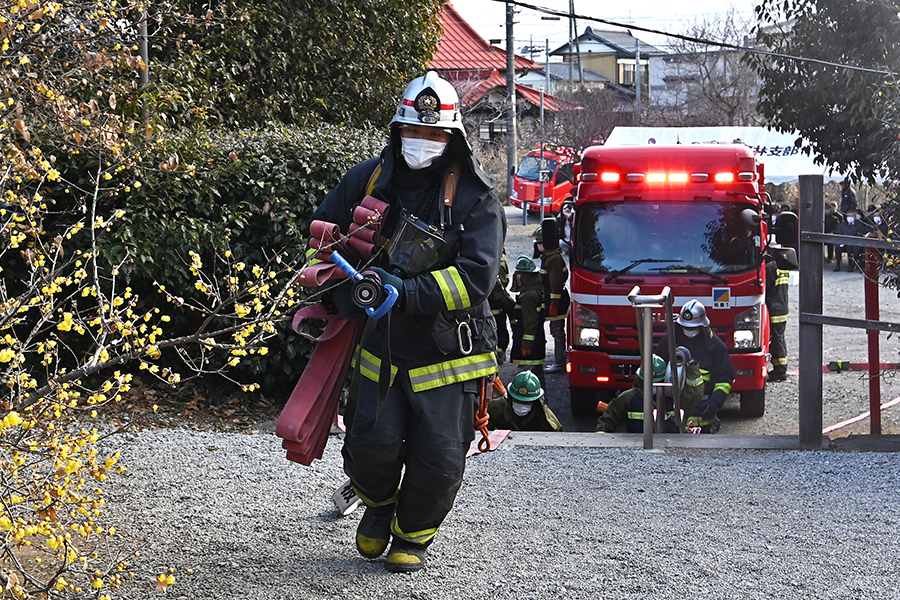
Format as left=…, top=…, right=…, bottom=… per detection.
left=511, top=190, right=518, bottom=200
left=733, top=304, right=761, bottom=349
left=579, top=328, right=600, bottom=346
left=733, top=330, right=755, bottom=349
left=573, top=302, right=600, bottom=347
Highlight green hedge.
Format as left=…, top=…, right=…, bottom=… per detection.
left=109, top=123, right=387, bottom=392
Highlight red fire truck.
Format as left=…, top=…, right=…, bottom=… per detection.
left=509, top=144, right=577, bottom=215
left=566, top=144, right=772, bottom=418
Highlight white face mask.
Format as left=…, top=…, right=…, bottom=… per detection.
left=401, top=138, right=448, bottom=170
left=874, top=216, right=882, bottom=225
left=682, top=327, right=700, bottom=338
left=847, top=217, right=856, bottom=224
left=512, top=402, right=533, bottom=417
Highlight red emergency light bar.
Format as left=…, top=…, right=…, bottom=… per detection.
left=584, top=171, right=740, bottom=184
left=578, top=171, right=756, bottom=184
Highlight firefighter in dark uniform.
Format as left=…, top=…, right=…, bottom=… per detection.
left=488, top=370, right=563, bottom=432
left=595, top=351, right=704, bottom=433
left=537, top=219, right=570, bottom=374
left=313, top=71, right=504, bottom=572
left=654, top=299, right=734, bottom=433
left=509, top=256, right=546, bottom=388
left=488, top=246, right=515, bottom=365
left=766, top=254, right=790, bottom=382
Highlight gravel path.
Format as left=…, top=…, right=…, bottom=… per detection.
left=102, top=428, right=900, bottom=599
left=93, top=207, right=900, bottom=598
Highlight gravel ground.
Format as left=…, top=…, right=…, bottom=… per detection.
left=102, top=428, right=900, bottom=600
left=93, top=207, right=900, bottom=598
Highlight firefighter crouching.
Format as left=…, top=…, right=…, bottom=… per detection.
left=595, top=351, right=704, bottom=433
left=488, top=370, right=563, bottom=432
left=655, top=299, right=735, bottom=433
left=313, top=71, right=504, bottom=573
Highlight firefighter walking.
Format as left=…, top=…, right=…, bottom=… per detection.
left=312, top=71, right=504, bottom=572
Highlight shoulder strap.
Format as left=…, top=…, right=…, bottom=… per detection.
left=365, top=164, right=382, bottom=196
left=441, top=159, right=464, bottom=208
left=440, top=159, right=465, bottom=228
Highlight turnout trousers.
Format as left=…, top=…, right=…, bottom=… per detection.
left=770, top=319, right=788, bottom=376
left=342, top=361, right=478, bottom=539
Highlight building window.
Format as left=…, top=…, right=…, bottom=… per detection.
left=617, top=59, right=649, bottom=87
left=479, top=121, right=507, bottom=141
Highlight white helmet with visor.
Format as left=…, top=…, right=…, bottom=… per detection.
left=391, top=71, right=465, bottom=136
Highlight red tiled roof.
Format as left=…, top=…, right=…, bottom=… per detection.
left=431, top=3, right=539, bottom=73
left=462, top=70, right=581, bottom=111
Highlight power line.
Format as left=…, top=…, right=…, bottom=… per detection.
left=499, top=0, right=895, bottom=77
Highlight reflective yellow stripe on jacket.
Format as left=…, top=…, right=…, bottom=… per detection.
left=431, top=267, right=471, bottom=311
left=408, top=352, right=497, bottom=392
left=628, top=411, right=676, bottom=420
left=700, top=367, right=733, bottom=395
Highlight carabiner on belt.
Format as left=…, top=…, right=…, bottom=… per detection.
left=457, top=320, right=473, bottom=355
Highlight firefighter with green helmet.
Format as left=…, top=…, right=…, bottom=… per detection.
left=595, top=351, right=704, bottom=433
left=487, top=370, right=563, bottom=432
left=509, top=255, right=546, bottom=387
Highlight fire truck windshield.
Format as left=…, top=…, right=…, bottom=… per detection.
left=575, top=201, right=758, bottom=275
left=517, top=155, right=559, bottom=181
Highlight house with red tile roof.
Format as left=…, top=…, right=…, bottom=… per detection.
left=431, top=3, right=579, bottom=142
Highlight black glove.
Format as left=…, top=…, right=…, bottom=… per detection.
left=675, top=345, right=692, bottom=364
left=325, top=282, right=365, bottom=319
left=369, top=267, right=405, bottom=309
left=693, top=401, right=718, bottom=422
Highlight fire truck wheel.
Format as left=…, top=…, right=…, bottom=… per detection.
left=570, top=387, right=599, bottom=417
left=740, top=388, right=766, bottom=418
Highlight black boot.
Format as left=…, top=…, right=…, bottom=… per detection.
left=356, top=503, right=396, bottom=559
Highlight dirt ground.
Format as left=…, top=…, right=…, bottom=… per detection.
left=499, top=207, right=900, bottom=437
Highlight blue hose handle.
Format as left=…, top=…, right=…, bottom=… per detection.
left=329, top=251, right=398, bottom=319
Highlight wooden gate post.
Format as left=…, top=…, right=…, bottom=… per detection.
left=798, top=175, right=824, bottom=449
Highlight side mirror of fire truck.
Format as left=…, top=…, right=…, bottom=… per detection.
left=741, top=208, right=763, bottom=226
left=770, top=244, right=799, bottom=270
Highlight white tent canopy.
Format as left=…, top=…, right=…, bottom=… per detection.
left=604, top=126, right=843, bottom=185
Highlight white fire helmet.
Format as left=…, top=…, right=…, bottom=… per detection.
left=677, top=299, right=710, bottom=328
left=391, top=71, right=466, bottom=137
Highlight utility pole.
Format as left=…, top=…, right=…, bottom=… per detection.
left=506, top=2, right=521, bottom=225
left=565, top=0, right=584, bottom=85
left=539, top=88, right=546, bottom=222
left=634, top=37, right=641, bottom=124
left=545, top=39, right=551, bottom=94
left=567, top=0, right=574, bottom=88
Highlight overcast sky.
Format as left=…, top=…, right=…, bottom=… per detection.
left=449, top=0, right=759, bottom=57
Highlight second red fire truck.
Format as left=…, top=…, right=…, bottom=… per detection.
left=509, top=144, right=577, bottom=216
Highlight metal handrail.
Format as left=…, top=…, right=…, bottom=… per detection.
left=627, top=286, right=682, bottom=448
